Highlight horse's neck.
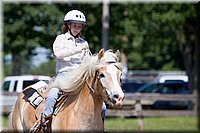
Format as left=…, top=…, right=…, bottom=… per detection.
left=78, top=78, right=103, bottom=116
left=53, top=77, right=104, bottom=130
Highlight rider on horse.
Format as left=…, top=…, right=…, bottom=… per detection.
left=41, top=10, right=106, bottom=127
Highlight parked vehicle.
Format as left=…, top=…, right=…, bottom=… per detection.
left=121, top=82, right=145, bottom=93
left=1, top=75, right=51, bottom=114
left=156, top=75, right=188, bottom=83
left=135, top=81, right=193, bottom=110
left=1, top=75, right=51, bottom=93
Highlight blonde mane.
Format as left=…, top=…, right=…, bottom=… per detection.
left=48, top=49, right=120, bottom=94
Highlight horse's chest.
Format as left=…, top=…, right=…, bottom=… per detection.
left=80, top=119, right=102, bottom=128
left=52, top=114, right=103, bottom=131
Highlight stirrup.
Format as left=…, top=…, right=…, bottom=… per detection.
left=29, top=114, right=50, bottom=133
left=40, top=114, right=50, bottom=130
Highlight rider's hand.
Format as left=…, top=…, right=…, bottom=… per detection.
left=81, top=44, right=87, bottom=50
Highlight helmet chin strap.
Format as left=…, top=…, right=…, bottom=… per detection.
left=68, top=24, right=80, bottom=38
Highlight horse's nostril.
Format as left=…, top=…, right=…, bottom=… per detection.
left=112, top=99, right=117, bottom=104
left=113, top=94, right=119, bottom=99
left=122, top=96, right=125, bottom=102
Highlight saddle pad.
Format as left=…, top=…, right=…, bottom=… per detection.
left=23, top=87, right=44, bottom=109
left=30, top=80, right=48, bottom=92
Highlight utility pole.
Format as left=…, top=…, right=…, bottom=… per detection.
left=0, top=1, right=2, bottom=80
left=101, top=0, right=109, bottom=50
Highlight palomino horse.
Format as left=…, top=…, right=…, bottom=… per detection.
left=9, top=49, right=124, bottom=132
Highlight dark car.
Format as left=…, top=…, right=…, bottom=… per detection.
left=121, top=82, right=145, bottom=93
left=135, top=81, right=193, bottom=110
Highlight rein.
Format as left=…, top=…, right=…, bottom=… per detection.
left=86, top=80, right=109, bottom=103
left=85, top=71, right=108, bottom=102
left=86, top=80, right=95, bottom=93
left=85, top=71, right=98, bottom=94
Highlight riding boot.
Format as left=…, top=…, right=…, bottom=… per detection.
left=40, top=116, right=46, bottom=128
left=40, top=114, right=51, bottom=130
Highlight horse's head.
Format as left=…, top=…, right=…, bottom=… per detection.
left=93, top=49, right=125, bottom=108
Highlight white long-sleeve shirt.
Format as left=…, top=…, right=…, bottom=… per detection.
left=53, top=32, right=90, bottom=73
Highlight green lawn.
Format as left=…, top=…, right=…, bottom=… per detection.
left=0, top=116, right=9, bottom=127
left=1, top=115, right=198, bottom=132
left=105, top=116, right=198, bottom=132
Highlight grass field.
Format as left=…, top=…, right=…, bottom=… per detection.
left=105, top=116, right=198, bottom=132
left=1, top=116, right=198, bottom=132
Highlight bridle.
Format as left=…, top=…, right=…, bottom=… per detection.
left=85, top=63, right=122, bottom=104
left=85, top=70, right=108, bottom=100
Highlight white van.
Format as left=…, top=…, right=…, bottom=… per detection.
left=1, top=75, right=51, bottom=93
left=1, top=75, right=51, bottom=114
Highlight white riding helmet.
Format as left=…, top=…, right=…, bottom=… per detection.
left=64, top=10, right=86, bottom=25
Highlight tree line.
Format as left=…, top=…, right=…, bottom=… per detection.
left=3, top=3, right=200, bottom=91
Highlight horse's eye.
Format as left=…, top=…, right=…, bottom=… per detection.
left=98, top=73, right=105, bottom=78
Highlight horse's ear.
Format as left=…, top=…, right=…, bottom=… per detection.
left=98, top=48, right=104, bottom=60
left=115, top=50, right=120, bottom=61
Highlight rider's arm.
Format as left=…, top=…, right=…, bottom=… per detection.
left=53, top=34, right=82, bottom=59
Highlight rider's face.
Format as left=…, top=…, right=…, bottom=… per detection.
left=69, top=23, right=84, bottom=37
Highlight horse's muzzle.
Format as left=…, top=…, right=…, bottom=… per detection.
left=107, top=90, right=125, bottom=108
left=112, top=95, right=124, bottom=108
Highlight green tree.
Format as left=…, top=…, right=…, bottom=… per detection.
left=3, top=4, right=63, bottom=75
left=108, top=3, right=199, bottom=90
left=108, top=4, right=195, bottom=70
left=31, top=58, right=56, bottom=77
left=3, top=3, right=102, bottom=76
left=3, top=3, right=199, bottom=92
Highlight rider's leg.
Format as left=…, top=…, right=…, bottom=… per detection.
left=101, top=102, right=107, bottom=123
left=41, top=87, right=60, bottom=127
left=43, top=87, right=60, bottom=117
